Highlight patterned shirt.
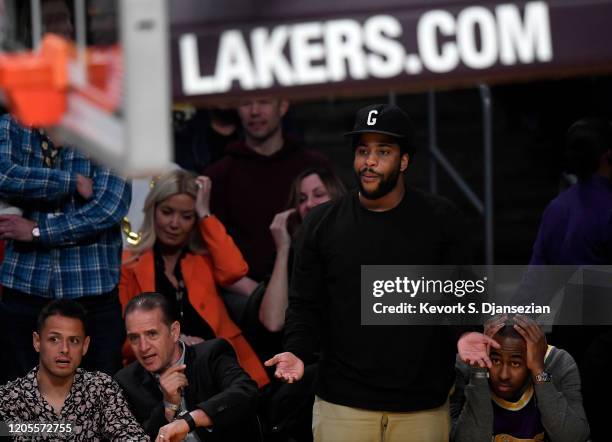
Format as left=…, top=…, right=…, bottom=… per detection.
left=0, top=367, right=149, bottom=441
left=0, top=114, right=131, bottom=298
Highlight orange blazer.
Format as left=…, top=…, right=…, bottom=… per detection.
left=119, top=215, right=269, bottom=388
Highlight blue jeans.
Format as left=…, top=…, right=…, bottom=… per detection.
left=0, top=287, right=124, bottom=383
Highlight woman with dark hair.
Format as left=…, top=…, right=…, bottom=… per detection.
left=252, top=167, right=346, bottom=332
left=286, top=167, right=347, bottom=224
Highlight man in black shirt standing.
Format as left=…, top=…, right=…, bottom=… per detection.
left=266, top=104, right=498, bottom=442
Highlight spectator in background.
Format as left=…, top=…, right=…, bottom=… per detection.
left=115, top=292, right=259, bottom=442
left=174, top=106, right=242, bottom=174
left=205, top=96, right=329, bottom=281
left=16, top=0, right=74, bottom=47
left=40, top=0, right=73, bottom=40
left=118, top=169, right=269, bottom=388
left=0, top=299, right=148, bottom=441
left=238, top=166, right=346, bottom=335
left=452, top=315, right=589, bottom=442
left=0, top=114, right=131, bottom=383
left=524, top=117, right=612, bottom=441
left=260, top=167, right=345, bottom=332
left=530, top=117, right=612, bottom=266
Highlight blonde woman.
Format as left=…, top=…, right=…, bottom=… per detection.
left=119, top=169, right=269, bottom=388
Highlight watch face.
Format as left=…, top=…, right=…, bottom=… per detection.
left=536, top=371, right=552, bottom=382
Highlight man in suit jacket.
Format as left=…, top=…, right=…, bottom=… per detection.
left=115, top=292, right=259, bottom=441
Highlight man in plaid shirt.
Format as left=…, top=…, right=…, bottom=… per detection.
left=0, top=114, right=131, bottom=383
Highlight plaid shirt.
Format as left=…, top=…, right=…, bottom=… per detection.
left=0, top=115, right=131, bottom=298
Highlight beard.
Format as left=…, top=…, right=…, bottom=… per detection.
left=355, top=165, right=401, bottom=200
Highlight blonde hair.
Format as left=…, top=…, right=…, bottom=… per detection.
left=129, top=169, right=205, bottom=256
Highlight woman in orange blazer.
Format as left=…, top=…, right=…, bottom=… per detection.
left=119, top=169, right=269, bottom=388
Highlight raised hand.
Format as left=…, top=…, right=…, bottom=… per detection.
left=269, top=209, right=296, bottom=252
left=458, top=332, right=501, bottom=368
left=159, top=364, right=188, bottom=406
left=513, top=314, right=547, bottom=374
left=195, top=176, right=212, bottom=219
left=264, top=352, right=304, bottom=383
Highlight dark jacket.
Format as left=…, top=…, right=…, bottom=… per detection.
left=284, top=187, right=470, bottom=411
left=115, top=338, right=259, bottom=441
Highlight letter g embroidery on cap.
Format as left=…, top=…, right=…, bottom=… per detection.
left=367, top=110, right=378, bottom=126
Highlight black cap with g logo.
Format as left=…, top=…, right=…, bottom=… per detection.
left=344, top=104, right=414, bottom=139
left=344, top=104, right=416, bottom=160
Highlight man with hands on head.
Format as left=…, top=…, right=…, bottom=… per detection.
left=115, top=292, right=259, bottom=442
left=452, top=314, right=589, bottom=442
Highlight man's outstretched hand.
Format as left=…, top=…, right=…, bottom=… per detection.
left=264, top=352, right=304, bottom=383
left=458, top=332, right=501, bottom=368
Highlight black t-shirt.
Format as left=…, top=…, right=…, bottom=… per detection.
left=284, top=185, right=470, bottom=411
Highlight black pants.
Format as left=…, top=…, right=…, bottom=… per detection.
left=0, top=287, right=125, bottom=384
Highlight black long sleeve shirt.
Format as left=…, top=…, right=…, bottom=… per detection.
left=284, top=185, right=470, bottom=411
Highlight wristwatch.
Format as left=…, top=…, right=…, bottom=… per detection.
left=180, top=411, right=197, bottom=432
left=470, top=367, right=489, bottom=379
left=31, top=225, right=41, bottom=241
left=533, top=370, right=552, bottom=384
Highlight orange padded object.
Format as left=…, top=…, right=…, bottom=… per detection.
left=0, top=34, right=70, bottom=126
